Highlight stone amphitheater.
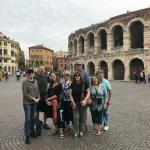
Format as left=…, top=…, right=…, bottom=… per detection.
left=68, top=7, right=150, bottom=81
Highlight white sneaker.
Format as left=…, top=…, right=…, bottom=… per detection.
left=80, top=132, right=83, bottom=137
left=104, top=126, right=109, bottom=131
left=74, top=133, right=78, bottom=139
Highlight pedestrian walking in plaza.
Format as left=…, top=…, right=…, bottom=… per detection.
left=70, top=71, right=90, bottom=139
left=61, top=70, right=73, bottom=132
left=46, top=72, right=63, bottom=138
left=97, top=69, right=112, bottom=131
left=34, top=66, right=51, bottom=130
left=22, top=68, right=40, bottom=144
left=90, top=75, right=107, bottom=135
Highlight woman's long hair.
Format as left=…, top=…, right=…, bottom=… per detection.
left=49, top=71, right=60, bottom=87
left=72, top=71, right=84, bottom=84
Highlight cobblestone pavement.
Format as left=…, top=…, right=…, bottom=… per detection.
left=0, top=78, right=150, bottom=150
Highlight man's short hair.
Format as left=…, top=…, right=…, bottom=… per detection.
left=97, top=69, right=104, bottom=74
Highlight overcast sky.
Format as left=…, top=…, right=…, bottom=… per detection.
left=0, top=0, right=149, bottom=59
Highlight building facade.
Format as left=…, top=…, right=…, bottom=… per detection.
left=68, top=8, right=150, bottom=80
left=53, top=51, right=70, bottom=71
left=29, top=45, right=53, bottom=71
left=0, top=32, right=23, bottom=75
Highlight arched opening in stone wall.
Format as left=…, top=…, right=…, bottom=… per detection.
left=112, top=59, right=125, bottom=80
left=71, top=64, right=73, bottom=72
left=74, top=39, right=77, bottom=55
left=8, top=66, right=10, bottom=72
left=99, top=30, right=107, bottom=50
left=99, top=61, right=108, bottom=79
left=129, top=58, right=144, bottom=80
left=4, top=66, right=7, bottom=72
left=113, top=25, right=123, bottom=48
left=130, top=21, right=144, bottom=49
left=70, top=42, right=73, bottom=55
left=87, top=62, right=95, bottom=76
left=87, top=33, right=94, bottom=48
left=79, top=36, right=84, bottom=53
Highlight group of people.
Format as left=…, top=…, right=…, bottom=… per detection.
left=135, top=71, right=146, bottom=83
left=22, top=61, right=111, bottom=144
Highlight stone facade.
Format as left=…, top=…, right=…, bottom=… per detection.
left=29, top=45, right=53, bottom=71
left=68, top=8, right=150, bottom=80
left=53, top=51, right=70, bottom=71
left=0, top=32, right=23, bottom=75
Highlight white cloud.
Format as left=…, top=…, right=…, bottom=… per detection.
left=0, top=0, right=149, bottom=59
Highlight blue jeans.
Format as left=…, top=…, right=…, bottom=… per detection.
left=23, top=104, right=37, bottom=137
left=103, top=107, right=109, bottom=127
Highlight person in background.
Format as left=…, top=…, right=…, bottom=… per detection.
left=22, top=68, right=40, bottom=144
left=70, top=71, right=90, bottom=139
left=97, top=69, right=112, bottom=131
left=90, top=75, right=107, bottom=135
left=34, top=66, right=50, bottom=129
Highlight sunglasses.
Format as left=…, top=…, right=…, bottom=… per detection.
left=75, top=74, right=80, bottom=77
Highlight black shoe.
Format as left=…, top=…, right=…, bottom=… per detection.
left=43, top=124, right=50, bottom=130
left=25, top=136, right=30, bottom=144
left=30, top=133, right=37, bottom=138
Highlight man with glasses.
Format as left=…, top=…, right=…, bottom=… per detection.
left=97, top=69, right=112, bottom=131
left=75, top=61, right=90, bottom=86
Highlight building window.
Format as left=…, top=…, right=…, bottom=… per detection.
left=4, top=58, right=7, bottom=62
left=0, top=42, right=1, bottom=46
left=0, top=49, right=2, bottom=55
left=0, top=58, right=2, bottom=62
left=11, top=44, right=14, bottom=48
left=11, top=51, right=14, bottom=56
left=4, top=49, right=7, bottom=55
left=4, top=42, right=7, bottom=46
left=11, top=60, right=14, bottom=63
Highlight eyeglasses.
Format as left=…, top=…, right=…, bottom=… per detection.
left=75, top=75, right=80, bottom=77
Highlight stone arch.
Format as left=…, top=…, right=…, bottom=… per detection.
left=70, top=64, right=73, bottom=72
left=69, top=41, right=73, bottom=55
left=98, top=29, right=107, bottom=50
left=99, top=61, right=108, bottom=79
left=112, top=59, right=125, bottom=80
left=73, top=39, right=77, bottom=56
left=129, top=20, right=144, bottom=48
left=127, top=18, right=145, bottom=28
left=86, top=32, right=95, bottom=48
left=87, top=61, right=95, bottom=76
left=79, top=36, right=84, bottom=53
left=112, top=25, right=123, bottom=47
left=129, top=58, right=144, bottom=80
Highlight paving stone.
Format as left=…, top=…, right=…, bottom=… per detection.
left=0, top=78, right=150, bottom=149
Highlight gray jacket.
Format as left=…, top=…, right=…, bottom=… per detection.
left=22, top=80, right=40, bottom=104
